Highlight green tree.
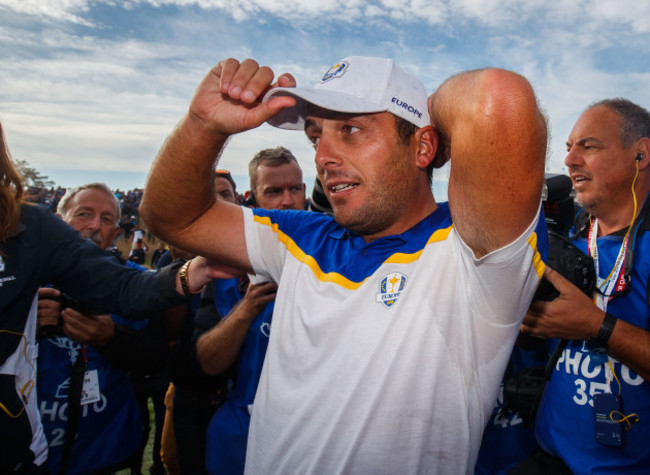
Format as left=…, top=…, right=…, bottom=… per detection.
left=13, top=159, right=55, bottom=188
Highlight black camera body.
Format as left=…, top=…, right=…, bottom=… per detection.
left=534, top=174, right=596, bottom=301
left=503, top=366, right=547, bottom=425
left=533, top=231, right=596, bottom=301
left=36, top=292, right=86, bottom=339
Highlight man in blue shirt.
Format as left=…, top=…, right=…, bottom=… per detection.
left=522, top=99, right=650, bottom=473
left=195, top=147, right=306, bottom=474
left=36, top=183, right=168, bottom=474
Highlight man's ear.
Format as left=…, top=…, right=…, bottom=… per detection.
left=414, top=125, right=438, bottom=171
left=636, top=137, right=650, bottom=171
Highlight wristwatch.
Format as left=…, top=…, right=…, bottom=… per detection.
left=179, top=259, right=206, bottom=297
left=592, top=312, right=617, bottom=349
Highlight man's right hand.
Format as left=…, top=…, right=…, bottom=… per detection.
left=60, top=309, right=115, bottom=347
left=235, top=281, right=278, bottom=322
left=37, top=287, right=62, bottom=328
left=142, top=59, right=293, bottom=269
left=188, top=58, right=297, bottom=139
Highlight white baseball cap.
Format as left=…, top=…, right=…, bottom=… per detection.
left=264, top=56, right=430, bottom=130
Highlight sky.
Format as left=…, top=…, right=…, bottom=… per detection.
left=1, top=0, right=650, bottom=198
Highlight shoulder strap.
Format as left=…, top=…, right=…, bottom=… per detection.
left=59, top=351, right=86, bottom=475
left=637, top=193, right=650, bottom=233
left=626, top=194, right=650, bottom=309
left=570, top=208, right=590, bottom=239
left=640, top=196, right=650, bottom=307
left=545, top=339, right=568, bottom=380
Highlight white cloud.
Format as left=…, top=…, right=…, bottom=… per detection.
left=2, top=0, right=650, bottom=193
left=0, top=0, right=94, bottom=25
left=2, top=0, right=646, bottom=31
left=2, top=0, right=648, bottom=53
left=588, top=0, right=650, bottom=33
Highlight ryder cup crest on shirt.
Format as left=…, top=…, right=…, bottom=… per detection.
left=264, top=56, right=430, bottom=130
left=376, top=272, right=407, bottom=308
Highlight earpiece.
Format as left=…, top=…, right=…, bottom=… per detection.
left=636, top=153, right=643, bottom=161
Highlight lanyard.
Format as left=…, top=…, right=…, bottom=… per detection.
left=587, top=218, right=630, bottom=311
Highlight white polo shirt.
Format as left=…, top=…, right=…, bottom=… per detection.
left=243, top=203, right=545, bottom=474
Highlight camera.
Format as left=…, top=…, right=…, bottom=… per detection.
left=533, top=174, right=596, bottom=301
left=503, top=366, right=547, bottom=426
left=36, top=292, right=86, bottom=339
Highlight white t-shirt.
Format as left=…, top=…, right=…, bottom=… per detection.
left=243, top=203, right=545, bottom=474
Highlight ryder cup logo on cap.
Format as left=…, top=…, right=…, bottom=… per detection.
left=321, top=61, right=349, bottom=82
left=264, top=56, right=430, bottom=130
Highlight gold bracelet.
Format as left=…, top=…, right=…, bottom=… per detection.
left=179, top=259, right=206, bottom=296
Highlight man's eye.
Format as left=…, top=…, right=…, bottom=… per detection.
left=343, top=125, right=360, bottom=135
left=308, top=136, right=320, bottom=150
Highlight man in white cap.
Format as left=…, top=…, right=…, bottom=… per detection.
left=141, top=57, right=548, bottom=473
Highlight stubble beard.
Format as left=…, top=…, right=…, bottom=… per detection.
left=332, top=151, right=414, bottom=237
left=333, top=197, right=397, bottom=237
left=575, top=192, right=601, bottom=217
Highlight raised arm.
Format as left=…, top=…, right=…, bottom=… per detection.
left=428, top=68, right=547, bottom=257
left=196, top=281, right=276, bottom=375
left=140, top=59, right=296, bottom=271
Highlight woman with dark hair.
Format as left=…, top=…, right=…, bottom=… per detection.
left=0, top=122, right=24, bottom=250
left=0, top=122, right=47, bottom=473
left=0, top=122, right=215, bottom=473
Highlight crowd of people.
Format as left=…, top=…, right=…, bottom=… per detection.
left=1, top=54, right=649, bottom=475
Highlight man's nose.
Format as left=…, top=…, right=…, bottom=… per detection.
left=280, top=189, right=295, bottom=207
left=564, top=146, right=581, bottom=168
left=314, top=132, right=342, bottom=170
left=87, top=214, right=101, bottom=230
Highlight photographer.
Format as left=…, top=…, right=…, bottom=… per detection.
left=36, top=183, right=171, bottom=474
left=519, top=99, right=650, bottom=473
